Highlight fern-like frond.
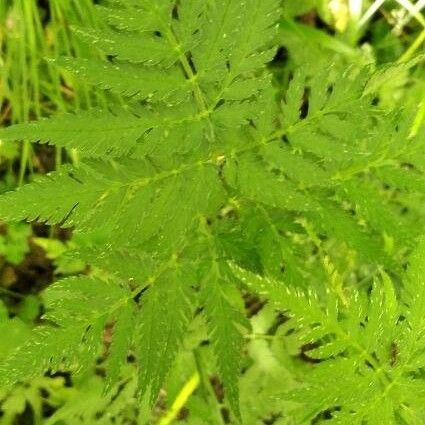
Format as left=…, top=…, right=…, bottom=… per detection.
left=0, top=110, right=148, bottom=156
left=224, top=153, right=314, bottom=211
left=105, top=301, right=137, bottom=393
left=56, top=57, right=190, bottom=103
left=0, top=159, right=225, bottom=251
left=136, top=268, right=193, bottom=405
left=74, top=26, right=180, bottom=67
left=0, top=0, right=424, bottom=417
left=195, top=219, right=249, bottom=418
left=398, top=237, right=425, bottom=371
left=200, top=263, right=247, bottom=418
left=230, top=238, right=425, bottom=423
left=0, top=277, right=132, bottom=388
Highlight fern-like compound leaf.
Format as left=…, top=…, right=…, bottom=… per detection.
left=0, top=110, right=149, bottom=156
left=200, top=262, right=247, bottom=418
left=104, top=300, right=137, bottom=393
left=230, top=238, right=425, bottom=423
left=136, top=267, right=193, bottom=405
left=0, top=0, right=424, bottom=418
left=56, top=57, right=190, bottom=103
left=0, top=277, right=132, bottom=388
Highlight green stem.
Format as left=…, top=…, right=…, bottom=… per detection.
left=0, top=286, right=25, bottom=299
left=18, top=141, right=30, bottom=186
left=399, top=28, right=425, bottom=63
left=157, top=373, right=200, bottom=425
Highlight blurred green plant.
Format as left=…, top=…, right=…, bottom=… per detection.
left=0, top=0, right=107, bottom=186
left=0, top=222, right=31, bottom=265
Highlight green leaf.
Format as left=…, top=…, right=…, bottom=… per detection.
left=0, top=277, right=130, bottom=388
left=201, top=267, right=246, bottom=419
left=105, top=301, right=137, bottom=392
left=136, top=268, right=193, bottom=405
left=1, top=2, right=425, bottom=421
left=56, top=57, right=190, bottom=103
left=225, top=153, right=315, bottom=211
left=0, top=110, right=148, bottom=156
left=230, top=251, right=425, bottom=423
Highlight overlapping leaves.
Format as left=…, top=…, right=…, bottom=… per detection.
left=231, top=237, right=425, bottom=423
left=0, top=0, right=424, bottom=419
